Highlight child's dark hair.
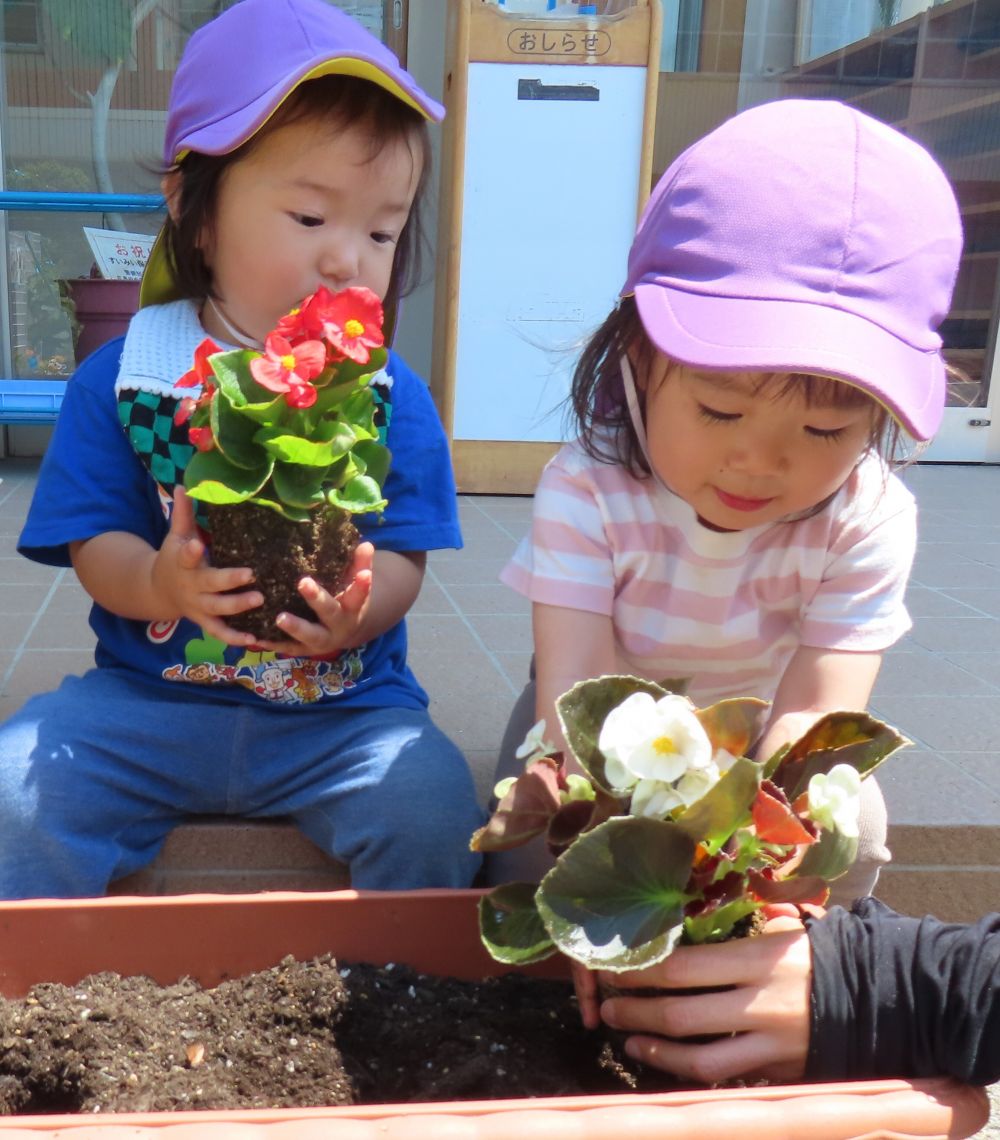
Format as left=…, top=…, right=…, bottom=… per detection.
left=161, top=74, right=432, bottom=312
left=569, top=295, right=906, bottom=478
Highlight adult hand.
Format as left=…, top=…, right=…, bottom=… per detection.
left=572, top=912, right=812, bottom=1085
left=151, top=486, right=263, bottom=645
left=252, top=540, right=374, bottom=658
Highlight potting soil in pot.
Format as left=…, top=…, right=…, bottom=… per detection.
left=0, top=955, right=673, bottom=1114
left=206, top=503, right=359, bottom=641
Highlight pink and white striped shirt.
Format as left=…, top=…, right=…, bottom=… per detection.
left=501, top=443, right=915, bottom=706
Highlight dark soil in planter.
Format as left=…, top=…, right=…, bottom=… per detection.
left=206, top=503, right=358, bottom=641
left=0, top=955, right=682, bottom=1115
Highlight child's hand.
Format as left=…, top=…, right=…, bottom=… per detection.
left=571, top=909, right=811, bottom=1085
left=151, top=486, right=263, bottom=645
left=252, top=541, right=375, bottom=658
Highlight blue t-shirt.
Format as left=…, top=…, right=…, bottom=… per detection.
left=19, top=315, right=461, bottom=710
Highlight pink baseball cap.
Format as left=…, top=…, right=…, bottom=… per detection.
left=141, top=0, right=442, bottom=309
left=622, top=99, right=963, bottom=441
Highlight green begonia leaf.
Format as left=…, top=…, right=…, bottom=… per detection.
left=311, top=376, right=367, bottom=415
left=184, top=449, right=271, bottom=503
left=795, top=825, right=860, bottom=882
left=536, top=817, right=693, bottom=971
left=674, top=756, right=761, bottom=854
left=260, top=424, right=357, bottom=467
left=328, top=475, right=387, bottom=514
left=478, top=883, right=557, bottom=966
left=340, top=389, right=378, bottom=439
left=271, top=463, right=328, bottom=510
left=683, top=897, right=760, bottom=944
left=556, top=675, right=674, bottom=791
left=352, top=439, right=391, bottom=487
left=211, top=394, right=267, bottom=470
left=774, top=712, right=911, bottom=800
left=696, top=697, right=770, bottom=757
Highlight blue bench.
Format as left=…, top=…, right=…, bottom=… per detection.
left=0, top=379, right=67, bottom=425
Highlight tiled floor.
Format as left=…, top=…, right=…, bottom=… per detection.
left=1, top=456, right=999, bottom=904
left=3, top=450, right=999, bottom=1130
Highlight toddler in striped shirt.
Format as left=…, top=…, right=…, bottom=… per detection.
left=490, top=99, right=963, bottom=905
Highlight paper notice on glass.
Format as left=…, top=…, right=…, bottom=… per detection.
left=82, top=227, right=154, bottom=281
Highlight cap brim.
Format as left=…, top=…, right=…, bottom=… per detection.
left=634, top=283, right=946, bottom=441
left=172, top=56, right=443, bottom=162
left=139, top=227, right=174, bottom=310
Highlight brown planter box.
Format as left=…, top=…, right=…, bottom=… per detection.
left=0, top=889, right=988, bottom=1139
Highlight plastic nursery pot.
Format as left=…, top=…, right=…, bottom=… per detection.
left=0, top=889, right=988, bottom=1140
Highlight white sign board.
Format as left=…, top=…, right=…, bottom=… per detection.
left=452, top=62, right=646, bottom=442
left=82, top=227, right=154, bottom=281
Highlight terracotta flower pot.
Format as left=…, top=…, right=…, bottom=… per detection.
left=0, top=889, right=988, bottom=1139
left=63, top=277, right=141, bottom=364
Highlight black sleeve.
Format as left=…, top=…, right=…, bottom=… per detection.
left=805, top=896, right=1000, bottom=1084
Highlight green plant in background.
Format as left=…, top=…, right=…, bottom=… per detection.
left=876, top=0, right=901, bottom=27
left=41, top=0, right=161, bottom=229
left=474, top=675, right=909, bottom=972
left=5, top=163, right=90, bottom=375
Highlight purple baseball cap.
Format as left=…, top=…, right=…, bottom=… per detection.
left=622, top=99, right=963, bottom=441
left=141, top=0, right=442, bottom=309
left=165, top=0, right=442, bottom=163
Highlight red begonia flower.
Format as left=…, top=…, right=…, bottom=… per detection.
left=250, top=334, right=326, bottom=402
left=275, top=304, right=310, bottom=343
left=189, top=425, right=215, bottom=452
left=173, top=396, right=197, bottom=426
left=302, top=285, right=384, bottom=364
left=176, top=338, right=221, bottom=388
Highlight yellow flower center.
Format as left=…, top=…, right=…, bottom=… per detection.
left=653, top=735, right=677, bottom=755
left=281, top=353, right=296, bottom=370
left=344, top=318, right=365, bottom=338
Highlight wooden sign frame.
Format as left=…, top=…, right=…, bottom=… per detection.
left=430, top=0, right=661, bottom=493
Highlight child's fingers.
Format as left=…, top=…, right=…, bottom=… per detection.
left=570, top=962, right=602, bottom=1030
left=169, top=485, right=196, bottom=537
left=206, top=566, right=256, bottom=593
left=352, top=541, right=375, bottom=576
left=204, top=585, right=263, bottom=617
left=598, top=923, right=806, bottom=992
left=265, top=610, right=336, bottom=656
left=197, top=615, right=261, bottom=647
left=602, top=985, right=763, bottom=1041
left=176, top=534, right=206, bottom=570
left=621, top=1029, right=803, bottom=1086
left=337, top=567, right=372, bottom=614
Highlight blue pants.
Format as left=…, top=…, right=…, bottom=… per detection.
left=0, top=668, right=484, bottom=898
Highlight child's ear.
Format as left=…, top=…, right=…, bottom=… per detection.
left=160, top=171, right=183, bottom=223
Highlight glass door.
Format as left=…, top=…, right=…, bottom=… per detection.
left=0, top=0, right=405, bottom=388
left=649, top=0, right=1000, bottom=461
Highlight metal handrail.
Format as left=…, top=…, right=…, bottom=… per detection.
left=0, top=191, right=164, bottom=213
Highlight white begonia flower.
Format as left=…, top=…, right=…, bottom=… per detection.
left=630, top=777, right=686, bottom=819
left=515, top=719, right=554, bottom=765
left=674, top=761, right=722, bottom=806
left=807, top=764, right=863, bottom=839
left=712, top=748, right=739, bottom=774
left=598, top=691, right=714, bottom=791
